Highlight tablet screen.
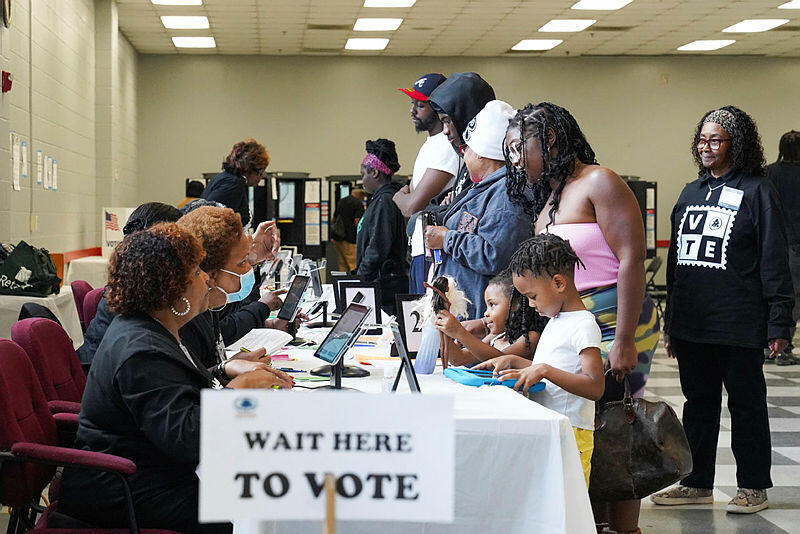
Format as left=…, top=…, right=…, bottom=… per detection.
left=314, top=303, right=370, bottom=364
left=277, top=275, right=310, bottom=321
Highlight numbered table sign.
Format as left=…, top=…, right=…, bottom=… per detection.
left=199, top=391, right=454, bottom=523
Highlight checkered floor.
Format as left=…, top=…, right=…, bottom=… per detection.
left=639, top=339, right=800, bottom=534
left=3, top=338, right=799, bottom=533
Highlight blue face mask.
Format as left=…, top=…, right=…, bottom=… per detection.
left=218, top=267, right=255, bottom=303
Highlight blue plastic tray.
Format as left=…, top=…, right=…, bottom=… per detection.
left=444, top=367, right=545, bottom=393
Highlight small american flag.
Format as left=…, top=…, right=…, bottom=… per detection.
left=104, top=211, right=119, bottom=231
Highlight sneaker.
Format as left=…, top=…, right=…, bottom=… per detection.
left=726, top=488, right=768, bottom=514
left=650, top=485, right=713, bottom=506
left=777, top=353, right=799, bottom=366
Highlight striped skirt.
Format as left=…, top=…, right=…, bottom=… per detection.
left=580, top=284, right=660, bottom=398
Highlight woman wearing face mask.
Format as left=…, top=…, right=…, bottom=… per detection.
left=177, top=206, right=300, bottom=375
left=58, top=224, right=292, bottom=534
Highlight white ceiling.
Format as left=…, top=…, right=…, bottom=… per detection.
left=116, top=0, right=800, bottom=57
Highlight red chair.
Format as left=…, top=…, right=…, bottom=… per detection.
left=69, top=281, right=93, bottom=331
left=0, top=339, right=179, bottom=534
left=11, top=318, right=85, bottom=414
left=82, top=287, right=105, bottom=330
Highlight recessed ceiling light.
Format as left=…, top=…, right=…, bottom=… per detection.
left=354, top=18, right=403, bottom=31
left=722, top=19, right=789, bottom=33
left=345, top=38, right=390, bottom=50
left=539, top=19, right=596, bottom=32
left=161, top=16, right=209, bottom=29
left=512, top=39, right=563, bottom=50
left=363, top=0, right=415, bottom=6
left=571, top=0, right=633, bottom=10
left=172, top=36, right=216, bottom=48
left=778, top=0, right=800, bottom=8
left=152, top=0, right=202, bottom=4
left=677, top=39, right=735, bottom=51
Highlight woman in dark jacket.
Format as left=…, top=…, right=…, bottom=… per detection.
left=59, top=224, right=292, bottom=533
left=201, top=138, right=270, bottom=228
left=653, top=106, right=794, bottom=515
left=356, top=139, right=409, bottom=316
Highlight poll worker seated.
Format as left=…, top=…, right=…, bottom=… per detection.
left=177, top=205, right=303, bottom=371
left=58, top=223, right=293, bottom=534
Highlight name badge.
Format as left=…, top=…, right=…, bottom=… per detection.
left=718, top=186, right=743, bottom=210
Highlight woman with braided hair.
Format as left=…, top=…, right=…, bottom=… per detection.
left=652, top=106, right=793, bottom=514
left=504, top=102, right=659, bottom=534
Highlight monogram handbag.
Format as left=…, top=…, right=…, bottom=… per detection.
left=588, top=376, right=693, bottom=501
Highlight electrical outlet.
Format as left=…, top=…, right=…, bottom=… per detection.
left=29, top=214, right=38, bottom=232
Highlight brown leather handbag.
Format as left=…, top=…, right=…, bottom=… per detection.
left=588, top=376, right=693, bottom=501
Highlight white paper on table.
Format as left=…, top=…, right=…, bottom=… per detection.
left=11, top=135, right=20, bottom=191
left=225, top=328, right=293, bottom=356
left=21, top=141, right=28, bottom=178
left=36, top=150, right=43, bottom=185
left=52, top=159, right=58, bottom=190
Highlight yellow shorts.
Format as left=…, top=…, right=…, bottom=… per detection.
left=572, top=426, right=594, bottom=487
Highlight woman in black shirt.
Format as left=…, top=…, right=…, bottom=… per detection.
left=653, top=106, right=793, bottom=515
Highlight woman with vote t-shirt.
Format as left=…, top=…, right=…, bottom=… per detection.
left=654, top=106, right=794, bottom=515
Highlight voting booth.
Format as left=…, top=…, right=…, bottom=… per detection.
left=258, top=172, right=324, bottom=260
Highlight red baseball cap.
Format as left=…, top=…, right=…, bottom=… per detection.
left=398, top=73, right=447, bottom=101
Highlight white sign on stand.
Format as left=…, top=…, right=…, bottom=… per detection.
left=199, top=391, right=454, bottom=524
left=101, top=207, right=136, bottom=257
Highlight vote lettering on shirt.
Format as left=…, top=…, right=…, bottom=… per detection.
left=676, top=205, right=737, bottom=270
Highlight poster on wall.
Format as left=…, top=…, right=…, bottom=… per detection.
left=304, top=179, right=321, bottom=246
left=320, top=179, right=329, bottom=242
left=102, top=207, right=136, bottom=257
left=10, top=132, right=20, bottom=191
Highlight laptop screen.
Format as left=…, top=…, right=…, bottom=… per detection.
left=314, top=303, right=370, bottom=365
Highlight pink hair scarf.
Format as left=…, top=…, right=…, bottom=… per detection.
left=362, top=153, right=394, bottom=176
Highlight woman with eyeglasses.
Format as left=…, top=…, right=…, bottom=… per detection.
left=201, top=138, right=270, bottom=228
left=652, top=106, right=793, bottom=515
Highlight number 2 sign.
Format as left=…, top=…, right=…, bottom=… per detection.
left=395, top=294, right=425, bottom=356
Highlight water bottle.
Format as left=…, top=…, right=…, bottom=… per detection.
left=414, top=321, right=440, bottom=374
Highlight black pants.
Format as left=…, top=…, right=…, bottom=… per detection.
left=672, top=336, right=772, bottom=490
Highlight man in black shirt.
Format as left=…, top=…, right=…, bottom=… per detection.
left=768, top=130, right=800, bottom=365
left=331, top=189, right=365, bottom=272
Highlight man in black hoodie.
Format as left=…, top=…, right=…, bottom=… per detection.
left=427, top=72, right=496, bottom=203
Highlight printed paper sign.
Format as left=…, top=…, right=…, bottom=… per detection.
left=199, top=391, right=454, bottom=523
left=676, top=204, right=736, bottom=270
left=102, top=207, right=136, bottom=257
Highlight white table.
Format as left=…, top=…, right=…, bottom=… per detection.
left=234, top=327, right=595, bottom=534
left=0, top=285, right=84, bottom=349
left=64, top=256, right=109, bottom=289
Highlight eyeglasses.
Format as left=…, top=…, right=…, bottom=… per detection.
left=697, top=137, right=731, bottom=150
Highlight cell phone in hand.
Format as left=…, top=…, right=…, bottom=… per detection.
left=422, top=211, right=443, bottom=265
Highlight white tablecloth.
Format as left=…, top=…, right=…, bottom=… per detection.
left=233, top=326, right=595, bottom=534
left=0, top=285, right=84, bottom=349
left=64, top=256, right=109, bottom=289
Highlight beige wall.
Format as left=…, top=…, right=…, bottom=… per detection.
left=0, top=0, right=137, bottom=252
left=137, top=54, right=800, bottom=251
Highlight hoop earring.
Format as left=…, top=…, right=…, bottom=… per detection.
left=171, top=296, right=191, bottom=317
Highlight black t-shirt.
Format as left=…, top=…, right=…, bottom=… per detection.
left=665, top=169, right=794, bottom=348
left=335, top=194, right=365, bottom=244
left=201, top=170, right=250, bottom=227
left=768, top=161, right=800, bottom=248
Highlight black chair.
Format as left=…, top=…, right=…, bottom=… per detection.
left=645, top=256, right=667, bottom=321
left=17, top=303, right=61, bottom=325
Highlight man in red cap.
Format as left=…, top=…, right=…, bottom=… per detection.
left=393, top=73, right=460, bottom=294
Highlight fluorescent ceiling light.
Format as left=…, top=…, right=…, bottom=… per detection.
left=778, top=0, right=800, bottom=8
left=512, top=39, right=563, bottom=50
left=722, top=19, right=789, bottom=33
left=363, top=0, right=415, bottom=6
left=539, top=19, right=596, bottom=32
left=677, top=39, right=735, bottom=51
left=152, top=0, right=202, bottom=5
left=345, top=38, right=389, bottom=50
left=571, top=0, right=633, bottom=9
left=354, top=18, right=403, bottom=31
left=161, top=16, right=209, bottom=29
left=172, top=36, right=216, bottom=48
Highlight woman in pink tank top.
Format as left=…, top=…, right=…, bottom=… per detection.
left=504, top=103, right=659, bottom=534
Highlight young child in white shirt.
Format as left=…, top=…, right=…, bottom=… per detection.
left=476, top=234, right=605, bottom=485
